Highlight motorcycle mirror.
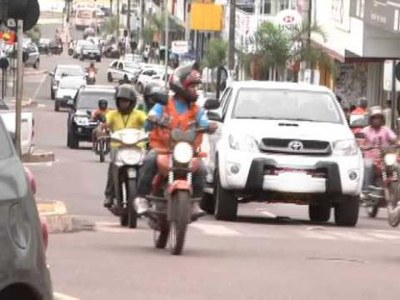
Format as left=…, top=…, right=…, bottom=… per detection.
left=203, top=99, right=220, bottom=110
left=152, top=92, right=168, bottom=105
left=354, top=132, right=365, bottom=139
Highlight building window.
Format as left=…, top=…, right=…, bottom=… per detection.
left=260, top=0, right=272, bottom=15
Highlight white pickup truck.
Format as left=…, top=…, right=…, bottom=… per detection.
left=0, top=99, right=34, bottom=156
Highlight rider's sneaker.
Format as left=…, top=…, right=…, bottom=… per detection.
left=104, top=197, right=113, bottom=208
left=134, top=197, right=149, bottom=215
left=191, top=202, right=206, bottom=221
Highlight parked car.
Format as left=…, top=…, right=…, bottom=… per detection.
left=37, top=38, right=51, bottom=54
left=202, top=81, right=363, bottom=227
left=106, top=59, right=141, bottom=82
left=72, top=39, right=91, bottom=59
left=23, top=43, right=40, bottom=69
left=79, top=43, right=101, bottom=62
left=0, top=117, right=53, bottom=300
left=136, top=67, right=166, bottom=94
left=67, top=85, right=117, bottom=149
left=83, top=27, right=96, bottom=39
left=49, top=64, right=86, bottom=100
left=55, top=76, right=87, bottom=111
left=145, top=71, right=171, bottom=92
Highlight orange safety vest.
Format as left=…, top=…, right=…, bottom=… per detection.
left=351, top=107, right=367, bottom=115
left=150, top=98, right=203, bottom=152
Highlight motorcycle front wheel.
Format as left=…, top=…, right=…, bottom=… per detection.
left=169, top=190, right=190, bottom=255
left=153, top=215, right=170, bottom=249
left=365, top=205, right=379, bottom=218
left=120, top=178, right=138, bottom=228
left=99, top=140, right=105, bottom=162
left=386, top=180, right=400, bottom=227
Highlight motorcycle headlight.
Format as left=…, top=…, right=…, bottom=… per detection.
left=229, top=134, right=258, bottom=152
left=173, top=142, right=193, bottom=164
left=333, top=139, right=358, bottom=156
left=74, top=116, right=89, bottom=126
left=385, top=153, right=398, bottom=166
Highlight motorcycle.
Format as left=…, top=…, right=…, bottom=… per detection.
left=93, top=123, right=111, bottom=163
left=86, top=70, right=96, bottom=85
left=108, top=128, right=147, bottom=228
left=146, top=117, right=212, bottom=255
left=358, top=134, right=400, bottom=218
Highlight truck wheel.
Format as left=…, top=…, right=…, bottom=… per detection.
left=309, top=203, right=331, bottom=223
left=334, top=195, right=359, bottom=227
left=54, top=100, right=60, bottom=112
left=200, top=192, right=215, bottom=214
left=50, top=88, right=55, bottom=100
left=67, top=129, right=79, bottom=149
left=214, top=171, right=238, bottom=221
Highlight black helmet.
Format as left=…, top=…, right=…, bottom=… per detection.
left=115, top=84, right=137, bottom=113
left=98, top=98, right=108, bottom=109
left=143, top=83, right=168, bottom=110
left=169, top=63, right=202, bottom=102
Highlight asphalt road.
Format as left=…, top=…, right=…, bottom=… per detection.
left=20, top=23, right=400, bottom=300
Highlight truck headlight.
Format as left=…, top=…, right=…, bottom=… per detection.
left=333, top=139, right=358, bottom=156
left=173, top=142, right=193, bottom=164
left=229, top=134, right=258, bottom=152
left=74, top=116, right=89, bottom=126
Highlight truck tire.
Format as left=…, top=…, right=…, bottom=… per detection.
left=334, top=195, right=359, bottom=227
left=309, top=203, right=331, bottom=223
left=214, top=171, right=238, bottom=221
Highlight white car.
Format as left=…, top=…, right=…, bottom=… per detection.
left=73, top=40, right=91, bottom=58
left=54, top=77, right=87, bottom=111
left=136, top=67, right=167, bottom=94
left=202, top=81, right=363, bottom=227
left=107, top=59, right=141, bottom=82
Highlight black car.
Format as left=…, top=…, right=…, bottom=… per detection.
left=0, top=118, right=53, bottom=300
left=37, top=38, right=51, bottom=54
left=67, top=85, right=117, bottom=149
left=79, top=44, right=101, bottom=62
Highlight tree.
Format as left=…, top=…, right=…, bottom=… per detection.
left=202, top=38, right=228, bottom=69
left=26, top=25, right=41, bottom=43
left=246, top=21, right=335, bottom=81
left=101, top=16, right=120, bottom=36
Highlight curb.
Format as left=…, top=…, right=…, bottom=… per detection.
left=22, top=151, right=55, bottom=163
left=37, top=201, right=95, bottom=234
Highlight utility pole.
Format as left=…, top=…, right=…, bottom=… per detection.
left=228, top=0, right=236, bottom=74
left=185, top=0, right=190, bottom=41
left=306, top=0, right=313, bottom=83
left=127, top=0, right=131, bottom=38
left=116, top=0, right=120, bottom=38
left=15, top=19, right=24, bottom=157
left=165, top=0, right=169, bottom=88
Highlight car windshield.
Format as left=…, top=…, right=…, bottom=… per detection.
left=124, top=62, right=139, bottom=69
left=83, top=44, right=99, bottom=50
left=76, top=91, right=116, bottom=110
left=56, top=67, right=84, bottom=77
left=0, top=120, right=14, bottom=159
left=59, top=78, right=85, bottom=89
left=232, top=88, right=343, bottom=124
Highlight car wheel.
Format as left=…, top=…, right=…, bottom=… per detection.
left=123, top=75, right=129, bottom=83
left=50, top=88, right=55, bottom=100
left=67, top=128, right=79, bottom=149
left=33, top=59, right=40, bottom=69
left=137, top=82, right=144, bottom=94
left=200, top=191, right=215, bottom=214
left=107, top=73, right=113, bottom=82
left=96, top=57, right=101, bottom=62
left=334, top=195, right=359, bottom=227
left=54, top=100, right=60, bottom=112
left=214, top=170, right=238, bottom=221
left=309, top=202, right=331, bottom=223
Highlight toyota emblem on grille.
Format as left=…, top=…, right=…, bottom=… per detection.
left=288, top=141, right=303, bottom=151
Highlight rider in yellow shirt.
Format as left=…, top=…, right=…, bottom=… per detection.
left=104, top=84, right=147, bottom=208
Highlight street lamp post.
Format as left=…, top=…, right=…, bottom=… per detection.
left=165, top=0, right=169, bottom=88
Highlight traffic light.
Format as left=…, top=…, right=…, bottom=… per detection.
left=4, top=0, right=40, bottom=31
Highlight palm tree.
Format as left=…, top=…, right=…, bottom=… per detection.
left=101, top=16, right=120, bottom=36
left=202, top=38, right=227, bottom=69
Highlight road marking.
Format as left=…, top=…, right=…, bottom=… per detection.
left=54, top=292, right=79, bottom=300
left=38, top=104, right=46, bottom=108
left=325, top=231, right=378, bottom=242
left=32, top=74, right=48, bottom=101
left=298, top=230, right=338, bottom=240
left=368, top=232, right=400, bottom=240
left=191, top=223, right=241, bottom=236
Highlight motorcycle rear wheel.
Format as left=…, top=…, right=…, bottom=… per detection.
left=153, top=215, right=170, bottom=249
left=169, top=190, right=190, bottom=255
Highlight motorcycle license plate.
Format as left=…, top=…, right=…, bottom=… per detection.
left=127, top=168, right=137, bottom=178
